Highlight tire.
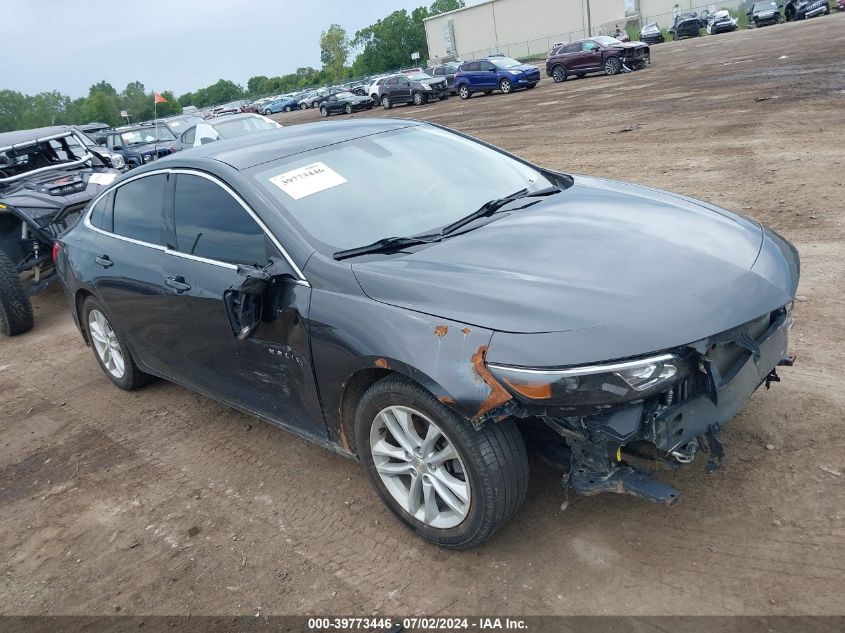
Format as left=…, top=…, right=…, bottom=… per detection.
left=412, top=91, right=425, bottom=106
left=283, top=105, right=291, bottom=112
left=458, top=84, right=471, bottom=99
left=381, top=95, right=392, bottom=109
left=499, top=78, right=512, bottom=93
left=263, top=109, right=272, bottom=115
left=345, top=103, right=353, bottom=114
left=0, top=248, right=34, bottom=336
left=552, top=65, right=567, bottom=82
left=300, top=103, right=308, bottom=110
left=81, top=296, right=151, bottom=390
left=604, top=56, right=622, bottom=75
left=355, top=376, right=529, bottom=549
left=320, top=106, right=329, bottom=117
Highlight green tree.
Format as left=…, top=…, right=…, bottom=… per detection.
left=320, top=24, right=349, bottom=82
left=177, top=92, right=194, bottom=107
left=19, top=91, right=70, bottom=128
left=429, top=0, right=464, bottom=14
left=82, top=91, right=122, bottom=127
left=0, top=90, right=29, bottom=132
left=353, top=10, right=424, bottom=74
left=247, top=76, right=269, bottom=95
left=88, top=81, right=118, bottom=97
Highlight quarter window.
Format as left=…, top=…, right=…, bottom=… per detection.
left=89, top=191, right=114, bottom=232
left=181, top=127, right=196, bottom=144
left=112, top=174, right=167, bottom=244
left=173, top=174, right=274, bottom=266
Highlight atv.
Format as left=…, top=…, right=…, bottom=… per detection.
left=0, top=126, right=121, bottom=335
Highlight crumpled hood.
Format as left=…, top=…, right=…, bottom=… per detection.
left=351, top=175, right=783, bottom=338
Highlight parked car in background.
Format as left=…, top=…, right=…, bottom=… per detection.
left=748, top=1, right=782, bottom=25
left=639, top=22, right=665, bottom=43
left=367, top=76, right=390, bottom=101
left=54, top=119, right=799, bottom=548
left=263, top=96, right=300, bottom=114
left=66, top=126, right=126, bottom=172
left=669, top=12, right=705, bottom=38
left=157, top=114, right=204, bottom=138
left=707, top=9, right=739, bottom=33
left=546, top=37, right=650, bottom=82
left=784, top=0, right=830, bottom=20
left=377, top=74, right=448, bottom=108
left=423, top=63, right=462, bottom=95
left=319, top=92, right=375, bottom=116
left=454, top=56, right=540, bottom=99
left=837, top=0, right=845, bottom=11
left=100, top=124, right=176, bottom=168
left=0, top=126, right=120, bottom=335
left=170, top=113, right=280, bottom=151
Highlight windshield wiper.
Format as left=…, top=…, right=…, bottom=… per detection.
left=333, top=234, right=440, bottom=261
left=440, top=186, right=561, bottom=236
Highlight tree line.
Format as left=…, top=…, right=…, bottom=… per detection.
left=0, top=0, right=464, bottom=133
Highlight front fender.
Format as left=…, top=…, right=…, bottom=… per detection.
left=309, top=289, right=513, bottom=444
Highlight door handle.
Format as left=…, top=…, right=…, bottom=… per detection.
left=165, top=276, right=191, bottom=292
left=95, top=255, right=113, bottom=268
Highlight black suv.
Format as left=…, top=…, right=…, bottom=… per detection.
left=377, top=73, right=449, bottom=109
left=0, top=126, right=120, bottom=335
left=98, top=124, right=176, bottom=169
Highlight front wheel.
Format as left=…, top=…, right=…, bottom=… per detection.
left=458, top=85, right=471, bottom=100
left=0, top=248, right=33, bottom=336
left=345, top=103, right=353, bottom=114
left=320, top=107, right=329, bottom=117
left=604, top=56, right=622, bottom=75
left=299, top=103, right=308, bottom=110
left=283, top=105, right=291, bottom=112
left=355, top=377, right=529, bottom=549
left=552, top=65, right=567, bottom=82
left=381, top=95, right=393, bottom=109
left=263, top=109, right=272, bottom=115
left=499, top=78, right=512, bottom=93
left=412, top=91, right=425, bottom=105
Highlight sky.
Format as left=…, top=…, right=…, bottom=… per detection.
left=0, top=0, right=438, bottom=98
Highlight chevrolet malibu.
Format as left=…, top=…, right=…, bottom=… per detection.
left=55, top=120, right=799, bottom=549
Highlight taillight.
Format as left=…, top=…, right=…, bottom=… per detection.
left=52, top=241, right=61, bottom=263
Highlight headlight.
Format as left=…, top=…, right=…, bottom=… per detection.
left=110, top=154, right=125, bottom=169
left=423, top=84, right=432, bottom=90
left=508, top=70, right=522, bottom=76
left=488, top=353, right=687, bottom=408
left=143, top=154, right=153, bottom=162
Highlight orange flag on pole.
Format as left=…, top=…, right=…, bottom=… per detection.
left=154, top=92, right=167, bottom=104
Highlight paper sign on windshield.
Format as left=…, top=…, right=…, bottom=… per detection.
left=269, top=162, right=347, bottom=200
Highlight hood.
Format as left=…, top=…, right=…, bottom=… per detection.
left=509, top=65, right=539, bottom=73
left=418, top=77, right=447, bottom=87
left=608, top=41, right=647, bottom=49
left=352, top=175, right=773, bottom=335
left=124, top=142, right=166, bottom=154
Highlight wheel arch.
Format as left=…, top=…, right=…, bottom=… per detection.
left=74, top=288, right=95, bottom=345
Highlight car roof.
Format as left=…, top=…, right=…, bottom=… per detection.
left=152, top=119, right=425, bottom=171
left=0, top=126, right=74, bottom=150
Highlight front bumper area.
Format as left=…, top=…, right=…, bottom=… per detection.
left=530, top=306, right=794, bottom=505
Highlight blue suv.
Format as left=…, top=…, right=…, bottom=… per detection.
left=453, top=55, right=541, bottom=99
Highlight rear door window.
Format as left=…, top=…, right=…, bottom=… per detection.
left=173, top=173, right=275, bottom=267
left=112, top=174, right=167, bottom=245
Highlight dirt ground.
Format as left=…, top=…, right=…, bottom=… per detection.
left=2, top=15, right=844, bottom=618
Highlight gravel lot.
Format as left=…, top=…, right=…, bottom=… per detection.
left=1, top=14, right=844, bottom=617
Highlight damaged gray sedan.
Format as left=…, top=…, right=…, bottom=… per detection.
left=56, top=120, right=798, bottom=549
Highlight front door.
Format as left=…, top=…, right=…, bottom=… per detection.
left=478, top=60, right=498, bottom=88
left=578, top=40, right=604, bottom=70
left=157, top=171, right=326, bottom=440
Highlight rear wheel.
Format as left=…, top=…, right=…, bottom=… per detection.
left=355, top=376, right=529, bottom=549
left=283, top=105, right=292, bottom=112
left=604, top=56, right=622, bottom=75
left=0, top=248, right=34, bottom=336
left=499, top=77, right=512, bottom=93
left=382, top=95, right=393, bottom=109
left=82, top=296, right=151, bottom=390
left=458, top=85, right=471, bottom=99
left=552, top=65, right=567, bottom=82
left=345, top=103, right=353, bottom=114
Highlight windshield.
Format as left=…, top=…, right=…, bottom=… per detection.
left=407, top=72, right=433, bottom=81
left=489, top=57, right=521, bottom=69
left=593, top=36, right=623, bottom=46
left=120, top=127, right=175, bottom=145
left=214, top=117, right=280, bottom=138
left=166, top=116, right=202, bottom=132
left=753, top=1, right=777, bottom=9
left=252, top=125, right=556, bottom=252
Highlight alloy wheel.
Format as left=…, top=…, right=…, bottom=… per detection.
left=459, top=85, right=470, bottom=99
left=500, top=78, right=512, bottom=93
left=553, top=66, right=566, bottom=82
left=88, top=309, right=125, bottom=379
left=413, top=92, right=423, bottom=105
left=369, top=405, right=471, bottom=529
left=346, top=104, right=353, bottom=114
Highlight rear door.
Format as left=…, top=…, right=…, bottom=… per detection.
left=88, top=172, right=172, bottom=370
left=158, top=170, right=326, bottom=439
left=462, top=61, right=481, bottom=88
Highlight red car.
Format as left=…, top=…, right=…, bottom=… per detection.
left=546, top=36, right=650, bottom=82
